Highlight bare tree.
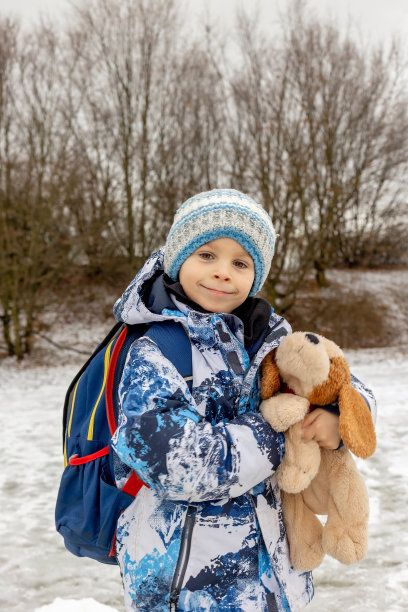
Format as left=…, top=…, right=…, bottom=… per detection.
left=0, top=18, right=20, bottom=355
left=228, top=14, right=313, bottom=311
left=283, top=2, right=408, bottom=285
left=0, top=20, right=72, bottom=358
left=59, top=24, right=122, bottom=276
left=70, top=0, right=181, bottom=270
left=147, top=35, right=227, bottom=251
left=229, top=1, right=408, bottom=312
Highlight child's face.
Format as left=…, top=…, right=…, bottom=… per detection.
left=178, top=238, right=255, bottom=313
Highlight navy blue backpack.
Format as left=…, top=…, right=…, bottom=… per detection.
left=55, top=320, right=192, bottom=564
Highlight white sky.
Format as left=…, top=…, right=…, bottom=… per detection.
left=1, top=0, right=407, bottom=45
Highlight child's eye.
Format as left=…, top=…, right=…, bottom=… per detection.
left=198, top=252, right=214, bottom=260
left=234, top=260, right=248, bottom=269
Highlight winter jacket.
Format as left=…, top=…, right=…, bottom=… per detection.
left=111, top=249, right=376, bottom=612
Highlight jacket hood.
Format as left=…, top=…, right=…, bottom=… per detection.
left=113, top=248, right=249, bottom=340
left=113, top=248, right=176, bottom=325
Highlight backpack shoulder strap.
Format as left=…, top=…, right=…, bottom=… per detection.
left=145, top=320, right=192, bottom=379
left=106, top=320, right=192, bottom=437
left=62, top=321, right=124, bottom=445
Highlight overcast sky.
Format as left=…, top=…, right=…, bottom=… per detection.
left=1, top=0, right=407, bottom=45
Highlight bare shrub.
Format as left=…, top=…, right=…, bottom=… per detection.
left=287, top=282, right=391, bottom=348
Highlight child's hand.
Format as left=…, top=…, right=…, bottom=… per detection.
left=301, top=408, right=341, bottom=450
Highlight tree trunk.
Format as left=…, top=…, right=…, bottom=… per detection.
left=0, top=307, right=14, bottom=356
left=11, top=301, right=23, bottom=360
left=314, top=259, right=330, bottom=288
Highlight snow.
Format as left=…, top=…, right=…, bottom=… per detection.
left=0, top=350, right=125, bottom=612
left=1, top=322, right=408, bottom=611
left=35, top=599, right=119, bottom=612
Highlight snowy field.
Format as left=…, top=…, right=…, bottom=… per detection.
left=0, top=335, right=407, bottom=611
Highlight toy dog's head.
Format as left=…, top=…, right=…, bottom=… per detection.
left=261, top=332, right=376, bottom=458
left=264, top=332, right=349, bottom=404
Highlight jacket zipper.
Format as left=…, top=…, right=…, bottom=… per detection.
left=169, top=504, right=198, bottom=611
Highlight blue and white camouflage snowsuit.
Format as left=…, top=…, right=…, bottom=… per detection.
left=112, top=249, right=376, bottom=611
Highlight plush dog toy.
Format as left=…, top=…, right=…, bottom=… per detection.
left=260, top=332, right=376, bottom=571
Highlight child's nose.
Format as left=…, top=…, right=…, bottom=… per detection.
left=213, top=263, right=231, bottom=280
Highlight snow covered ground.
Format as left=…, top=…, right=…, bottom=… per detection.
left=0, top=330, right=407, bottom=611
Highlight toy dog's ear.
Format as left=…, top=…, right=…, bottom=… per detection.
left=261, top=350, right=281, bottom=400
left=339, top=384, right=376, bottom=458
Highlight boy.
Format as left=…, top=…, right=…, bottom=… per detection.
left=112, top=189, right=375, bottom=611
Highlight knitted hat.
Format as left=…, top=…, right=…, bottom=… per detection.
left=164, top=189, right=275, bottom=296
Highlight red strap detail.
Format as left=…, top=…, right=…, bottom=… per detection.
left=281, top=383, right=296, bottom=395
left=104, top=326, right=149, bottom=501
left=106, top=326, right=128, bottom=436
left=109, top=531, right=117, bottom=557
left=109, top=472, right=149, bottom=558
left=122, top=470, right=148, bottom=496
left=69, top=446, right=109, bottom=465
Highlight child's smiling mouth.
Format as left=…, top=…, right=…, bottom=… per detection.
left=201, top=285, right=234, bottom=295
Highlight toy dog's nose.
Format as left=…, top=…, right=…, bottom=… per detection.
left=305, top=333, right=319, bottom=344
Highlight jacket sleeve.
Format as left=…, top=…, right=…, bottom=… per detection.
left=111, top=337, right=283, bottom=502
left=317, top=373, right=377, bottom=422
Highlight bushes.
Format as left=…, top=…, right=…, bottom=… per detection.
left=286, top=271, right=405, bottom=348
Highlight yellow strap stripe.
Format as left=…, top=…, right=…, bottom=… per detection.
left=87, top=338, right=115, bottom=441
left=64, top=376, right=82, bottom=467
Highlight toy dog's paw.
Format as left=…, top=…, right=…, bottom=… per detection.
left=260, top=394, right=310, bottom=431
left=290, top=540, right=325, bottom=572
left=277, top=460, right=319, bottom=493
left=322, top=524, right=368, bottom=565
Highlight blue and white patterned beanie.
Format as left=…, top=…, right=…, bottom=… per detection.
left=164, top=189, right=276, bottom=296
